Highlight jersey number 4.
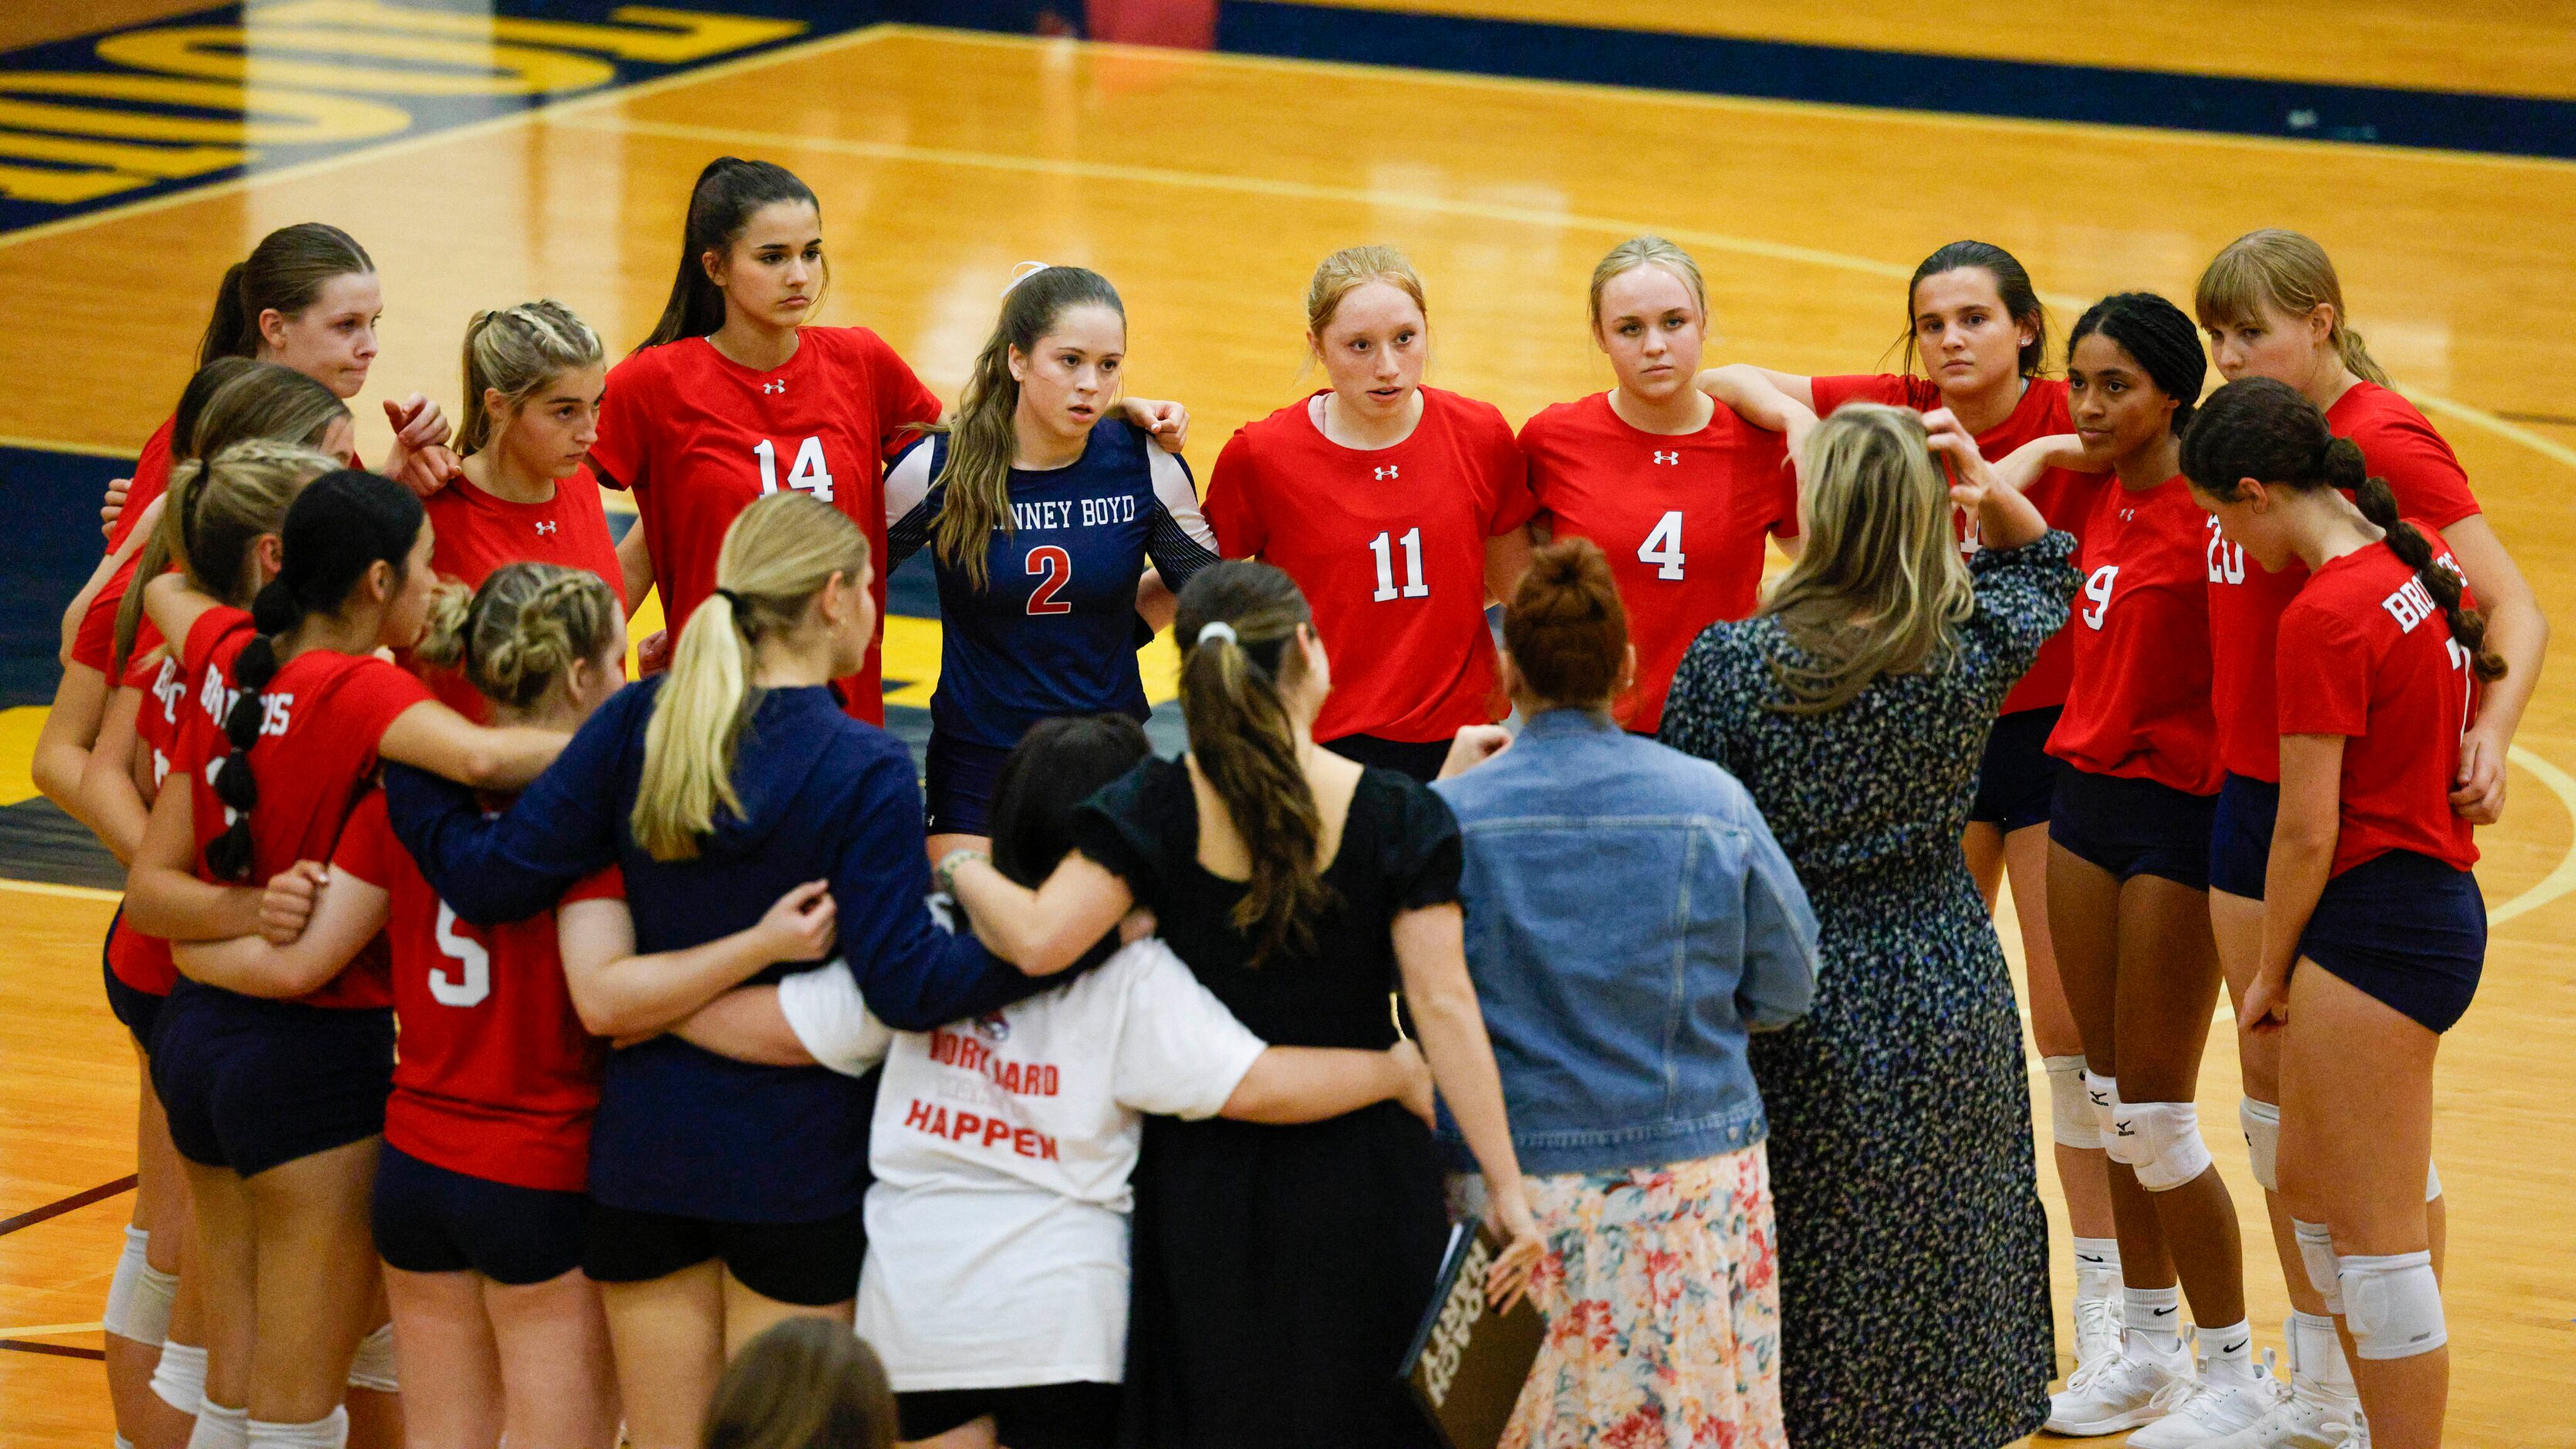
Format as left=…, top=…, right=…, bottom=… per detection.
left=1370, top=528, right=1430, bottom=602
left=430, top=902, right=491, bottom=1008
left=1639, top=509, right=1685, bottom=580
left=1025, top=545, right=1072, bottom=616
left=754, top=436, right=836, bottom=503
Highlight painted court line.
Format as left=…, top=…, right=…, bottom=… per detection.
left=0, top=1339, right=105, bottom=1359
left=0, top=1322, right=105, bottom=1339
left=0, top=1175, right=136, bottom=1238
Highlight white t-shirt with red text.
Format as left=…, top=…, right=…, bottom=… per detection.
left=778, top=934, right=1266, bottom=1390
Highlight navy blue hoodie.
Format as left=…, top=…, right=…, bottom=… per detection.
left=385, top=677, right=1041, bottom=1223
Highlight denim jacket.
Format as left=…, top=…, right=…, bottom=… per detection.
left=1431, top=710, right=1818, bottom=1177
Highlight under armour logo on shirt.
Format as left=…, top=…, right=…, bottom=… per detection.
left=762, top=380, right=788, bottom=395
left=535, top=521, right=558, bottom=535
left=1375, top=465, right=1399, bottom=480
left=1653, top=451, right=1680, bottom=464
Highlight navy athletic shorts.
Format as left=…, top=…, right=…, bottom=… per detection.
left=150, top=983, right=393, bottom=1177
left=373, top=1142, right=589, bottom=1285
left=584, top=1199, right=867, bottom=1306
left=2300, top=849, right=2485, bottom=1035
left=1970, top=705, right=2065, bottom=832
left=2207, top=773, right=2282, bottom=900
left=2050, top=766, right=2218, bottom=891
left=898, top=1383, right=1119, bottom=1449
left=100, top=921, right=165, bottom=1055
left=924, top=731, right=1013, bottom=838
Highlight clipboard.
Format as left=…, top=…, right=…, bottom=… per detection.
left=1399, top=1220, right=1545, bottom=1449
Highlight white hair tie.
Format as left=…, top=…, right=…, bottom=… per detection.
left=1196, top=621, right=1237, bottom=647
left=1001, top=261, right=1052, bottom=296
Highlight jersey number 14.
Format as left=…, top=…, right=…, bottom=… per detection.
left=754, top=436, right=837, bottom=503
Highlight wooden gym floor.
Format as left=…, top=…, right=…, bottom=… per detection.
left=3, top=12, right=2573, bottom=1447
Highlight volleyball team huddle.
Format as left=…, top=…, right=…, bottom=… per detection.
left=31, top=150, right=2539, bottom=1449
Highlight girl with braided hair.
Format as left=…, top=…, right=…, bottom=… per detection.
left=174, top=562, right=671, bottom=1448
left=120, top=471, right=571, bottom=1449
left=942, top=559, right=1543, bottom=1447
left=2183, top=377, right=2501, bottom=1449
left=2028, top=294, right=2277, bottom=1444
left=419, top=301, right=633, bottom=721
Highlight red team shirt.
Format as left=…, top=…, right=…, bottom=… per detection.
left=1811, top=373, right=2104, bottom=715
left=2206, top=381, right=2483, bottom=783
left=2276, top=541, right=2480, bottom=876
left=592, top=329, right=943, bottom=725
left=1204, top=387, right=1536, bottom=744
left=333, top=791, right=620, bottom=1192
left=184, top=645, right=435, bottom=1010
left=69, top=415, right=179, bottom=675
left=105, top=649, right=190, bottom=997
left=2046, top=475, right=2223, bottom=795
left=1518, top=393, right=1795, bottom=732
left=419, top=466, right=628, bottom=721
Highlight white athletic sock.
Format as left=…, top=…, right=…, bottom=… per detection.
left=151, top=1339, right=209, bottom=1415
left=118, top=1434, right=135, bottom=1449
left=245, top=1407, right=346, bottom=1449
left=187, top=1402, right=249, bottom=1449
left=2072, top=1236, right=2122, bottom=1299
left=2288, top=1310, right=2357, bottom=1400
left=2199, top=1317, right=2254, bottom=1376
left=2124, top=1284, right=2186, bottom=1358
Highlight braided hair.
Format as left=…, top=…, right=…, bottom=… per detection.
left=414, top=562, right=622, bottom=714
left=2182, top=377, right=2503, bottom=684
left=204, top=471, right=425, bottom=881
left=2067, top=292, right=2206, bottom=433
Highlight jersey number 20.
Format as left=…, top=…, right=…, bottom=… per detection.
left=754, top=436, right=836, bottom=503
left=430, top=902, right=491, bottom=1008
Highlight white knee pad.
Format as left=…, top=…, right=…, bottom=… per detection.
left=2426, top=1157, right=2443, bottom=1202
left=103, top=1224, right=179, bottom=1345
left=2341, top=1251, right=2446, bottom=1359
left=2083, top=1069, right=2119, bottom=1143
left=188, top=1402, right=250, bottom=1449
left=2109, top=1099, right=2213, bottom=1191
left=151, top=1339, right=209, bottom=1415
left=2293, top=1219, right=2346, bottom=1316
left=245, top=1407, right=347, bottom=1449
left=345, top=1321, right=398, bottom=1393
left=2239, top=1097, right=2282, bottom=1193
left=2045, top=1056, right=2101, bottom=1149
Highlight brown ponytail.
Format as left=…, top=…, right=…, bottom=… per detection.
left=196, top=224, right=374, bottom=369
left=2184, top=377, right=2503, bottom=683
left=1504, top=537, right=1627, bottom=711
left=1173, top=562, right=1335, bottom=966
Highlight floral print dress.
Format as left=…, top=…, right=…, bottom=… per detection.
left=1656, top=532, right=2081, bottom=1449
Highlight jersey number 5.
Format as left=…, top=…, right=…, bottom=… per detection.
left=1369, top=528, right=1430, bottom=602
left=1025, top=545, right=1072, bottom=616
left=1639, top=510, right=1685, bottom=580
left=2080, top=565, right=2119, bottom=630
left=754, top=437, right=837, bottom=503
left=430, top=902, right=491, bottom=1008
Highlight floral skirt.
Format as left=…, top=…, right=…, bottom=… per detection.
left=1501, top=1143, right=1784, bottom=1449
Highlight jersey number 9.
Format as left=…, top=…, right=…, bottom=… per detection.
left=2080, top=564, right=2119, bottom=630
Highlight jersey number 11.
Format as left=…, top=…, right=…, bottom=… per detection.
left=1370, top=528, right=1430, bottom=602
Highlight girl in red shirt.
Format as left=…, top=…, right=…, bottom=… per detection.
left=1518, top=236, right=1805, bottom=736
left=1700, top=240, right=2121, bottom=1370
left=2038, top=295, right=2274, bottom=1444
left=421, top=301, right=632, bottom=720
left=599, top=158, right=1185, bottom=721
left=2183, top=377, right=2501, bottom=1449
left=72, top=441, right=339, bottom=1449
left=123, top=472, right=569, bottom=1449
left=2190, top=229, right=2544, bottom=1438
left=1203, top=245, right=1536, bottom=781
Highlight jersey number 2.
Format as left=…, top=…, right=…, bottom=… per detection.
left=1025, top=546, right=1072, bottom=615
left=1370, top=528, right=1430, bottom=602
left=430, top=903, right=491, bottom=1008
left=754, top=437, right=836, bottom=503
left=1639, top=510, right=1685, bottom=580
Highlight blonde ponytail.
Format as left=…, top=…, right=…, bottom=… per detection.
left=111, top=441, right=336, bottom=674
left=633, top=493, right=870, bottom=860
left=457, top=300, right=603, bottom=455
left=923, top=265, right=1124, bottom=590
left=1173, top=561, right=1334, bottom=966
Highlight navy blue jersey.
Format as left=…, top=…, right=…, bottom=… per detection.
left=886, top=418, right=1217, bottom=748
